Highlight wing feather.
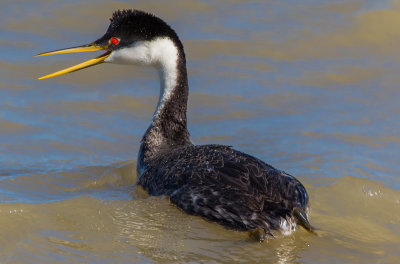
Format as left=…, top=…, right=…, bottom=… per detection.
left=138, top=144, right=309, bottom=231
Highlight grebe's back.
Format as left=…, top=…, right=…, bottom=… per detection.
left=36, top=9, right=313, bottom=241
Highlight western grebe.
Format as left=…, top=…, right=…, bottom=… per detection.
left=36, top=9, right=313, bottom=241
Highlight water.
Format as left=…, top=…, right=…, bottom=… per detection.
left=1, top=0, right=400, bottom=263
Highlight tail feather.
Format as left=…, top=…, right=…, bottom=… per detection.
left=293, top=207, right=316, bottom=234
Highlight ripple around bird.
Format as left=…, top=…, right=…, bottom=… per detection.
left=0, top=0, right=400, bottom=263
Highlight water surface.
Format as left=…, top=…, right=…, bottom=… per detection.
left=1, top=0, right=399, bottom=263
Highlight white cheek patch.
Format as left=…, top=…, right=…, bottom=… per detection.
left=105, top=41, right=152, bottom=65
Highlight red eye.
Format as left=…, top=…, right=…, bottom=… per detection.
left=111, top=37, right=119, bottom=45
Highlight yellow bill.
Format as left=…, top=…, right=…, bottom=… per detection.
left=35, top=44, right=104, bottom=57
left=36, top=44, right=111, bottom=80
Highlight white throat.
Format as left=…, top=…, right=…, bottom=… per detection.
left=105, top=37, right=179, bottom=118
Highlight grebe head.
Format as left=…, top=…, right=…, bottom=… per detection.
left=36, top=9, right=182, bottom=79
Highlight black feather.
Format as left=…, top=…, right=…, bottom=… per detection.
left=100, top=9, right=312, bottom=236
left=95, top=9, right=184, bottom=54
left=138, top=145, right=310, bottom=233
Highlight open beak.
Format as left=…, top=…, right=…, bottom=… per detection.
left=35, top=43, right=111, bottom=80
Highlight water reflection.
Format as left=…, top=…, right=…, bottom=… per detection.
left=1, top=0, right=400, bottom=263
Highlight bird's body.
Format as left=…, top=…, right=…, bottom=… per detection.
left=139, top=144, right=308, bottom=235
left=37, top=9, right=313, bottom=240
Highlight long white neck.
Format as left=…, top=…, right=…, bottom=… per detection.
left=105, top=37, right=179, bottom=118
left=152, top=38, right=179, bottom=119
left=107, top=37, right=192, bottom=174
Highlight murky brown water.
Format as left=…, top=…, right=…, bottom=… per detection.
left=1, top=0, right=400, bottom=263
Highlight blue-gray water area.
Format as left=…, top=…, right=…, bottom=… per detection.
left=0, top=1, right=399, bottom=263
